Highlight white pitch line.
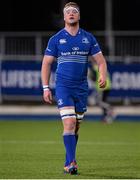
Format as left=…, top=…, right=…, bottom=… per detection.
left=0, top=140, right=139, bottom=146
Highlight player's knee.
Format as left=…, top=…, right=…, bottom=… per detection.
left=75, top=122, right=80, bottom=134
left=63, top=118, right=76, bottom=132
left=76, top=113, right=84, bottom=123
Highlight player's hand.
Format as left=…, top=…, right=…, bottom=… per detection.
left=98, top=76, right=107, bottom=89
left=43, top=89, right=53, bottom=104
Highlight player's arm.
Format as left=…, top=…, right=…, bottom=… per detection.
left=41, top=55, right=55, bottom=104
left=91, top=52, right=107, bottom=88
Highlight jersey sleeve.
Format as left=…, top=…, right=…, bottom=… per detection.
left=89, top=34, right=102, bottom=56
left=44, top=36, right=58, bottom=57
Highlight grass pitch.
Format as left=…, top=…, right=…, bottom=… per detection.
left=0, top=120, right=140, bottom=179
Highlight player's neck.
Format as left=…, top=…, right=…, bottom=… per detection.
left=65, top=24, right=79, bottom=36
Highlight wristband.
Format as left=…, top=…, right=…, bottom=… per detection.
left=43, top=85, right=50, bottom=91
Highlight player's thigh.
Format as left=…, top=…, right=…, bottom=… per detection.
left=75, top=90, right=88, bottom=113
left=55, top=86, right=74, bottom=108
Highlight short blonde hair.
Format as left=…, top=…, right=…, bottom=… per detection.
left=63, top=2, right=80, bottom=12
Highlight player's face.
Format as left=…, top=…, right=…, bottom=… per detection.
left=64, top=7, right=80, bottom=25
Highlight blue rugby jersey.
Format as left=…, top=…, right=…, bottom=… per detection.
left=44, top=28, right=101, bottom=85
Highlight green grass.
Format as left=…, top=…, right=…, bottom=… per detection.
left=0, top=120, right=140, bottom=179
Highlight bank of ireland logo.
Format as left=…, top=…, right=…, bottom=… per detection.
left=72, top=47, right=79, bottom=51
left=58, top=99, right=63, bottom=105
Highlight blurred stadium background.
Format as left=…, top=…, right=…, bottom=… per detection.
left=0, top=0, right=140, bottom=120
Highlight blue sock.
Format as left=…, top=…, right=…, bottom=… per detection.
left=65, top=154, right=69, bottom=167
left=63, top=134, right=76, bottom=166
left=65, top=134, right=79, bottom=166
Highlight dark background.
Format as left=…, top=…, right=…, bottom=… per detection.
left=0, top=0, right=140, bottom=31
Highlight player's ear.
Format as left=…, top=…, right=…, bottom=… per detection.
left=79, top=15, right=80, bottom=20
left=64, top=15, right=66, bottom=21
